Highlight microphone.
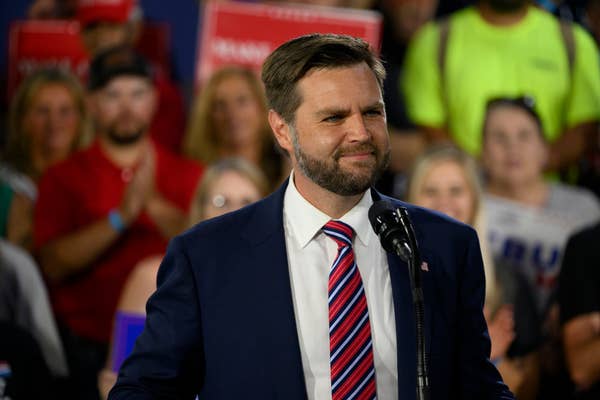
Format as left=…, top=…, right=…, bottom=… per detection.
left=368, top=200, right=412, bottom=262
left=369, top=200, right=430, bottom=400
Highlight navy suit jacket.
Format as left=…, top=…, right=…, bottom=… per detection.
left=109, top=183, right=514, bottom=399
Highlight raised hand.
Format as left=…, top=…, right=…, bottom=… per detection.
left=119, top=144, right=156, bottom=225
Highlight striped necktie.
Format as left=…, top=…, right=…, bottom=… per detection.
left=323, top=220, right=377, bottom=400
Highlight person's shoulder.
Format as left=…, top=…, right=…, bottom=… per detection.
left=405, top=6, right=476, bottom=66
left=529, top=5, right=558, bottom=21
left=184, top=208, right=250, bottom=239
left=526, top=5, right=569, bottom=28
left=430, top=6, right=479, bottom=35
left=0, top=239, right=41, bottom=286
left=0, top=239, right=34, bottom=265
left=571, top=20, right=600, bottom=55
left=408, top=17, right=441, bottom=50
left=154, top=143, right=204, bottom=196
left=181, top=192, right=278, bottom=246
left=532, top=8, right=597, bottom=50
left=41, top=144, right=96, bottom=184
left=550, top=182, right=600, bottom=212
left=446, top=5, right=477, bottom=24
left=551, top=181, right=598, bottom=198
left=0, top=164, right=35, bottom=198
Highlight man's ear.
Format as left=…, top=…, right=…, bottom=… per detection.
left=268, top=110, right=293, bottom=155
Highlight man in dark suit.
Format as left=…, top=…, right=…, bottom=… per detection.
left=109, top=34, right=514, bottom=399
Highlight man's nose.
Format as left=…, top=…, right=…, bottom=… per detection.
left=119, top=96, right=136, bottom=111
left=48, top=110, right=62, bottom=129
left=346, top=114, right=371, bottom=142
left=437, top=196, right=452, bottom=212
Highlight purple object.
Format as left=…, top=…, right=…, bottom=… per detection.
left=111, top=311, right=146, bottom=372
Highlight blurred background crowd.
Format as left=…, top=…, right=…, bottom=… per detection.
left=0, top=0, right=599, bottom=399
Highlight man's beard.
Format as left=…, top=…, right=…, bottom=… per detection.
left=486, top=0, right=528, bottom=13
left=105, top=118, right=148, bottom=146
left=292, top=131, right=390, bottom=196
left=107, top=128, right=146, bottom=146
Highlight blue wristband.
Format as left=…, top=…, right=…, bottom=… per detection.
left=108, top=209, right=126, bottom=233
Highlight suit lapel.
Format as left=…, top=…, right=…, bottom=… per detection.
left=241, top=183, right=308, bottom=399
left=387, top=252, right=436, bottom=399
left=387, top=253, right=416, bottom=399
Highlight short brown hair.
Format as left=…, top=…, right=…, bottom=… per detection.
left=483, top=96, right=545, bottom=141
left=261, top=33, right=386, bottom=124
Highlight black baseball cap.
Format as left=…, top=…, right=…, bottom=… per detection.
left=88, top=46, right=152, bottom=91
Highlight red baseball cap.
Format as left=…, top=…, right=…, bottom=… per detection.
left=77, top=0, right=136, bottom=27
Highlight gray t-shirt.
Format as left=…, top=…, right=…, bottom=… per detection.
left=484, top=183, right=600, bottom=316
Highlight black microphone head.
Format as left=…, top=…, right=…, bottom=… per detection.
left=369, top=200, right=410, bottom=258
left=368, top=200, right=396, bottom=234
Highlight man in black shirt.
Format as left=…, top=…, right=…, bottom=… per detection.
left=559, top=222, right=600, bottom=399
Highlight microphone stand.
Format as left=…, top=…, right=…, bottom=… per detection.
left=393, top=208, right=430, bottom=400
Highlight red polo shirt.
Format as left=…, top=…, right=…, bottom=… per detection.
left=34, top=140, right=203, bottom=343
left=150, top=72, right=186, bottom=153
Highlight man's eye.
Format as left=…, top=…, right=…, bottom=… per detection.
left=323, top=115, right=342, bottom=123
left=364, top=109, right=383, bottom=117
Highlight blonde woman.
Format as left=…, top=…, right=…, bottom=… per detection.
left=183, top=66, right=288, bottom=190
left=1, top=68, right=90, bottom=249
left=406, top=144, right=538, bottom=398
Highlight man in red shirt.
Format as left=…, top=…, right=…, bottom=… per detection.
left=34, top=46, right=203, bottom=400
left=77, top=0, right=186, bottom=153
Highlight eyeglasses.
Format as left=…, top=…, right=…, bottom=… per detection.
left=208, top=194, right=256, bottom=210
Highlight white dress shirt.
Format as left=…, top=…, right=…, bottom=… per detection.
left=283, top=174, right=398, bottom=400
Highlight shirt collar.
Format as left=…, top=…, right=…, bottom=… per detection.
left=283, top=172, right=374, bottom=248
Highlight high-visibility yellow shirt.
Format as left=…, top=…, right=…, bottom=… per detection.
left=403, top=6, right=600, bottom=156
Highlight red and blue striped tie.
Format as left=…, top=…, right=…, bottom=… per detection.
left=323, top=220, right=377, bottom=400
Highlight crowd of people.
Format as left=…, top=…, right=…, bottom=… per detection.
left=0, top=0, right=599, bottom=399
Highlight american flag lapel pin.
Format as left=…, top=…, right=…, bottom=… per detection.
left=420, top=261, right=429, bottom=272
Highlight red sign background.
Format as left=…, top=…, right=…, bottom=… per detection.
left=8, top=21, right=88, bottom=100
left=196, top=1, right=382, bottom=86
left=7, top=20, right=171, bottom=100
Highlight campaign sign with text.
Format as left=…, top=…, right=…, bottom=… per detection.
left=7, top=20, right=88, bottom=100
left=196, top=1, right=382, bottom=86
left=7, top=20, right=171, bottom=100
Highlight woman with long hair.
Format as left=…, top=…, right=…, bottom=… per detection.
left=1, top=68, right=90, bottom=249
left=183, top=66, right=288, bottom=190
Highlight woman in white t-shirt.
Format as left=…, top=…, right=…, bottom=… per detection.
left=482, top=96, right=600, bottom=399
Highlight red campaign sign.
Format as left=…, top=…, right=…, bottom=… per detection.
left=7, top=20, right=171, bottom=100
left=196, top=1, right=382, bottom=86
left=7, top=20, right=89, bottom=100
